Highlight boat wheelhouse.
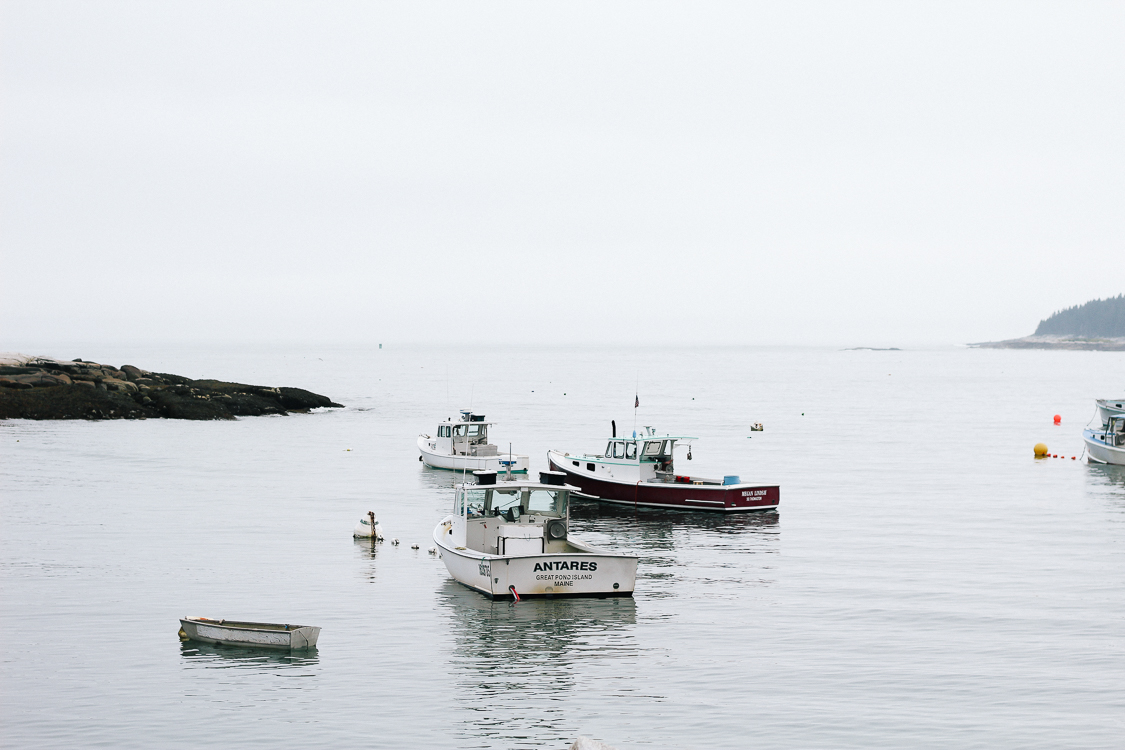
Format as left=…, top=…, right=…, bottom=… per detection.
left=547, top=426, right=779, bottom=512
left=418, top=410, right=529, bottom=473
left=433, top=471, right=637, bottom=599
left=1084, top=412, right=1125, bottom=465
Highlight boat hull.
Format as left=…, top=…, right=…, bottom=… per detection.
left=179, top=618, right=320, bottom=650
left=1097, top=399, right=1125, bottom=425
left=548, top=452, right=779, bottom=512
left=1083, top=430, right=1125, bottom=465
left=433, top=525, right=636, bottom=599
left=418, top=436, right=529, bottom=473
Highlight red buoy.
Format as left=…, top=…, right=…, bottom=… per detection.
left=1054, top=414, right=1061, bottom=424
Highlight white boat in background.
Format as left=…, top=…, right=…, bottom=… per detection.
left=418, top=411, right=529, bottom=473
left=433, top=470, right=637, bottom=599
left=1096, top=398, right=1125, bottom=425
left=1084, top=412, right=1125, bottom=465
left=178, top=617, right=320, bottom=650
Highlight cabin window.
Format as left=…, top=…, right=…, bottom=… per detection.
left=625, top=442, right=637, bottom=460
left=587, top=463, right=595, bottom=471
left=612, top=441, right=624, bottom=459
left=467, top=425, right=482, bottom=437
left=439, top=426, right=450, bottom=437
left=454, top=425, right=467, bottom=437
left=525, top=489, right=567, bottom=516
left=485, top=488, right=522, bottom=515
left=643, top=441, right=662, bottom=457
left=604, top=442, right=613, bottom=457
left=464, top=489, right=486, bottom=517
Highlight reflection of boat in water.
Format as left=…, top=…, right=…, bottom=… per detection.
left=433, top=471, right=637, bottom=599
left=548, top=426, right=779, bottom=512
left=418, top=411, right=529, bottom=473
left=179, top=639, right=319, bottom=667
left=438, top=578, right=638, bottom=743
left=1084, top=412, right=1125, bottom=465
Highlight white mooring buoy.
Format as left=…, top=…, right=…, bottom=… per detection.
left=352, top=511, right=384, bottom=540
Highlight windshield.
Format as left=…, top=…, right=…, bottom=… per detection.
left=459, top=487, right=569, bottom=518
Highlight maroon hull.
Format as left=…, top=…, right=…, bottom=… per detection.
left=548, top=457, right=779, bottom=512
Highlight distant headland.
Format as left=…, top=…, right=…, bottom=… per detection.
left=0, top=353, right=343, bottom=421
left=970, top=295, right=1125, bottom=351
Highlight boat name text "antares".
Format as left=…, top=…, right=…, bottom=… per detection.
left=741, top=489, right=769, bottom=497
left=533, top=561, right=597, bottom=572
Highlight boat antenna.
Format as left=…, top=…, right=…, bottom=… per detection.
left=632, top=377, right=639, bottom=439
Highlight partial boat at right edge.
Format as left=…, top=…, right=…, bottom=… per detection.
left=1084, top=411, right=1125, bottom=465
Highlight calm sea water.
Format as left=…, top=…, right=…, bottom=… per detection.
left=1, top=345, right=1122, bottom=749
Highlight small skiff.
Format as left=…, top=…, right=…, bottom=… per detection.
left=178, top=617, right=320, bottom=650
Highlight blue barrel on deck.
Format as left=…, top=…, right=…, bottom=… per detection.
left=722, top=475, right=741, bottom=485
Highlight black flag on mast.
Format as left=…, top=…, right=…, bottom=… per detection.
left=635, top=395, right=639, bottom=408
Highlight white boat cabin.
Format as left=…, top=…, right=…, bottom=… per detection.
left=563, top=426, right=697, bottom=483
left=449, top=478, right=574, bottom=556
left=435, top=411, right=500, bottom=458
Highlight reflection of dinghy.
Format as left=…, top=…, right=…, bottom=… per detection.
left=178, top=618, right=320, bottom=650
left=433, top=470, right=637, bottom=599
left=418, top=411, right=529, bottom=473
left=1084, top=412, right=1125, bottom=465
left=353, top=511, right=384, bottom=540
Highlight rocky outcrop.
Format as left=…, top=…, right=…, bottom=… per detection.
left=969, top=335, right=1125, bottom=351
left=0, top=354, right=343, bottom=421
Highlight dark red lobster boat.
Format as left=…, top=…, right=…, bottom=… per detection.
left=546, top=428, right=778, bottom=512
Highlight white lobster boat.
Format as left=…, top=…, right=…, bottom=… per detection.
left=418, top=411, right=529, bottom=473
left=433, top=471, right=637, bottom=599
left=178, top=617, right=320, bottom=650
left=1084, top=412, right=1125, bottom=465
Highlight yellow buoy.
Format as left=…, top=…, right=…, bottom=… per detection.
left=1034, top=443, right=1048, bottom=457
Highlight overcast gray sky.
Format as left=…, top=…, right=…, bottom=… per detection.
left=2, top=1, right=1122, bottom=347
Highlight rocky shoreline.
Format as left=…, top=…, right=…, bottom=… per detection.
left=0, top=354, right=343, bottom=421
left=968, top=336, right=1125, bottom=351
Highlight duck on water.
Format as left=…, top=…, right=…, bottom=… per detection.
left=433, top=470, right=637, bottom=599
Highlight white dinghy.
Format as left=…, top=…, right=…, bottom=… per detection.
left=418, top=411, right=529, bottom=473
left=433, top=470, right=637, bottom=599
left=178, top=617, right=320, bottom=650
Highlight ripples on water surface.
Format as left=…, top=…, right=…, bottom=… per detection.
left=1, top=345, right=1122, bottom=748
